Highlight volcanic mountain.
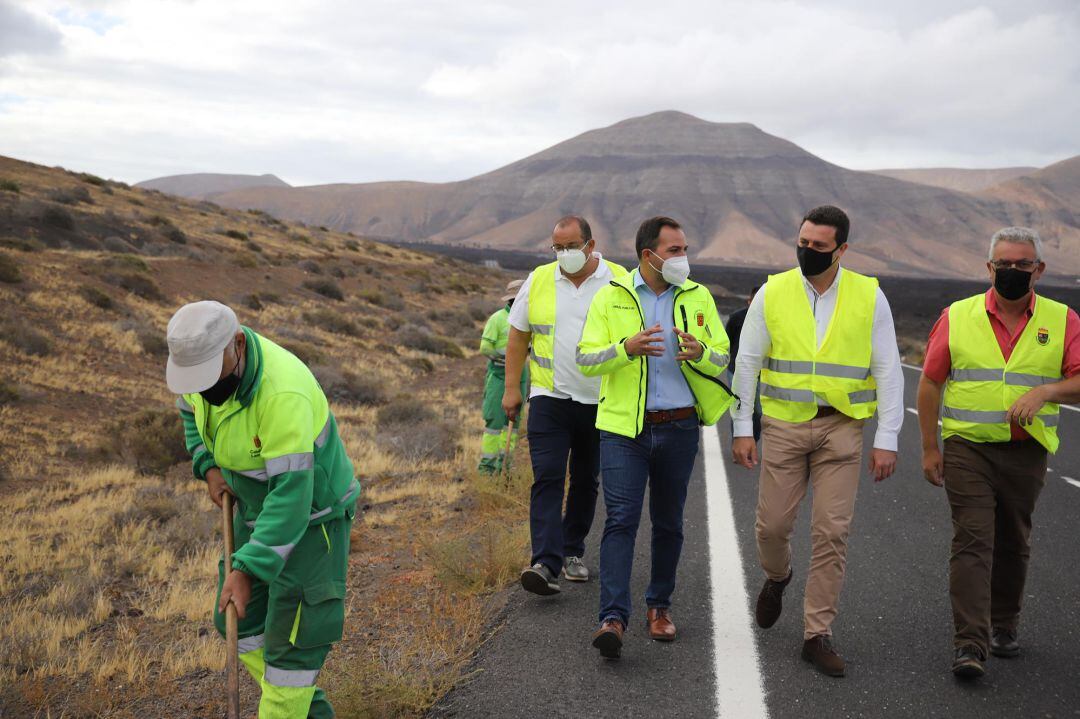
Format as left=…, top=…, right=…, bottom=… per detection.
left=869, top=167, right=1036, bottom=193
left=136, top=172, right=290, bottom=200
left=191, top=112, right=1079, bottom=277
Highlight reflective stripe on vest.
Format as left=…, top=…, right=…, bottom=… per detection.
left=942, top=293, right=1066, bottom=453
left=759, top=268, right=879, bottom=423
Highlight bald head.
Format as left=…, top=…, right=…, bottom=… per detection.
left=553, top=215, right=592, bottom=245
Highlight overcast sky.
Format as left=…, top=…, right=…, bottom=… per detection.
left=1, top=0, right=1078, bottom=186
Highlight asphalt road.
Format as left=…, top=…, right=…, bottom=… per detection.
left=431, top=365, right=1080, bottom=718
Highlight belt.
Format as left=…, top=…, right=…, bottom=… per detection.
left=644, top=407, right=697, bottom=424
left=814, top=406, right=839, bottom=418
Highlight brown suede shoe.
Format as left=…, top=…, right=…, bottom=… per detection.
left=647, top=608, right=677, bottom=642
left=755, top=570, right=792, bottom=629
left=801, top=635, right=846, bottom=677
left=592, top=618, right=625, bottom=659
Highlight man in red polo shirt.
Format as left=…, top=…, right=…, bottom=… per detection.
left=917, top=227, right=1080, bottom=679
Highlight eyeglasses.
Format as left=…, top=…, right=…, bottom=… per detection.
left=990, top=259, right=1038, bottom=271
left=551, top=242, right=587, bottom=253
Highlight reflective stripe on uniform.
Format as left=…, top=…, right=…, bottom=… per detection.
left=176, top=396, right=193, bottom=413
left=250, top=538, right=296, bottom=562
left=709, top=350, right=730, bottom=367
left=765, top=358, right=814, bottom=374
left=484, top=428, right=501, bottom=435
left=576, top=345, right=618, bottom=366
left=530, top=324, right=553, bottom=335
left=848, top=389, right=877, bottom=404
left=237, top=633, right=265, bottom=653
left=264, top=665, right=320, bottom=688
left=314, top=416, right=332, bottom=448
left=265, top=452, right=314, bottom=476
left=236, top=468, right=269, bottom=482
left=764, top=358, right=868, bottom=380
left=949, top=368, right=1003, bottom=382
left=530, top=350, right=553, bottom=369
left=1004, top=371, right=1058, bottom=387
left=760, top=384, right=816, bottom=403
left=942, top=406, right=1059, bottom=427
left=192, top=444, right=206, bottom=456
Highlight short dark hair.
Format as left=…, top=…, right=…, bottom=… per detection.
left=800, top=205, right=849, bottom=246
left=554, top=215, right=592, bottom=244
left=635, top=216, right=682, bottom=258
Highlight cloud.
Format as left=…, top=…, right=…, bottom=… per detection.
left=0, top=1, right=63, bottom=57
left=0, top=0, right=1076, bottom=184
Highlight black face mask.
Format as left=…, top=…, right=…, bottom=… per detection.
left=796, top=245, right=839, bottom=277
left=994, top=267, right=1034, bottom=301
left=200, top=353, right=242, bottom=406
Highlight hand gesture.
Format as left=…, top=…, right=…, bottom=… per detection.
left=625, top=325, right=665, bottom=357
left=675, top=329, right=704, bottom=362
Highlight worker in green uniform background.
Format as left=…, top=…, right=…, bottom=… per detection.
left=166, top=300, right=359, bottom=719
left=479, top=279, right=528, bottom=473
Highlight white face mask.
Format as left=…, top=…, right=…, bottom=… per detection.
left=556, top=246, right=589, bottom=274
left=648, top=252, right=691, bottom=286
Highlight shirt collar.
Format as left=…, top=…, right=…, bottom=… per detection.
left=632, top=268, right=676, bottom=295
left=802, top=265, right=843, bottom=298
left=984, top=287, right=1036, bottom=318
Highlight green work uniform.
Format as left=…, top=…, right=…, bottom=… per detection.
left=178, top=328, right=359, bottom=719
left=479, top=306, right=527, bottom=473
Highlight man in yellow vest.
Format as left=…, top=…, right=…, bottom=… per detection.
left=917, top=226, right=1080, bottom=679
left=577, top=216, right=734, bottom=658
left=503, top=216, right=628, bottom=595
left=732, top=205, right=904, bottom=677
left=478, top=279, right=527, bottom=474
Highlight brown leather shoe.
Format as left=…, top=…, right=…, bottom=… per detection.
left=801, top=635, right=846, bottom=677
left=647, top=608, right=677, bottom=641
left=755, top=570, right=792, bottom=629
left=591, top=618, right=625, bottom=659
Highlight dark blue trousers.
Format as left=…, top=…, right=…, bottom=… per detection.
left=597, top=417, right=700, bottom=626
left=526, top=395, right=601, bottom=576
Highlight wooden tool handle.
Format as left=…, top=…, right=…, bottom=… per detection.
left=222, top=493, right=240, bottom=719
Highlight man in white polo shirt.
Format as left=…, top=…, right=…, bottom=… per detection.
left=503, top=215, right=628, bottom=595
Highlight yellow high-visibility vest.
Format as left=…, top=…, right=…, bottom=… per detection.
left=526, top=259, right=627, bottom=390
left=942, top=293, right=1066, bottom=453
left=760, top=267, right=879, bottom=422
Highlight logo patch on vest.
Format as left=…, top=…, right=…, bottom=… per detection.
left=1037, top=327, right=1049, bottom=345
left=250, top=435, right=262, bottom=458
left=696, top=311, right=705, bottom=327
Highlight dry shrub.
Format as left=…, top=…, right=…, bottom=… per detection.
left=299, top=259, right=323, bottom=274
left=0, top=320, right=52, bottom=356
left=107, top=272, right=164, bottom=301
left=397, top=325, right=464, bottom=358
left=0, top=253, right=20, bottom=283
left=223, top=229, right=248, bottom=240
left=116, top=318, right=168, bottom=356
left=311, top=365, right=387, bottom=406
left=425, top=522, right=527, bottom=594
left=163, top=225, right=187, bottom=244
left=358, top=288, right=405, bottom=311
left=102, top=235, right=138, bottom=253
left=243, top=293, right=263, bottom=311
left=42, top=205, right=76, bottom=230
left=78, top=285, right=115, bottom=310
left=0, top=178, right=19, bottom=193
left=0, top=378, right=18, bottom=405
left=100, top=253, right=149, bottom=272
left=46, top=186, right=93, bottom=205
left=303, top=278, right=344, bottom=301
left=374, top=398, right=458, bottom=462
left=303, top=308, right=362, bottom=337
left=103, top=408, right=187, bottom=475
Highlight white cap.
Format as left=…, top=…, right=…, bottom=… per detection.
left=166, top=301, right=240, bottom=394
left=501, top=279, right=525, bottom=303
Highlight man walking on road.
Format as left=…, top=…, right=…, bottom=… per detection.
left=478, top=279, right=527, bottom=474
left=503, top=216, right=627, bottom=595
left=917, top=227, right=1080, bottom=679
left=167, top=300, right=359, bottom=719
left=731, top=205, right=904, bottom=677
left=577, top=216, right=734, bottom=658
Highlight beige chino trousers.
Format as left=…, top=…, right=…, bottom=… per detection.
left=754, top=412, right=865, bottom=639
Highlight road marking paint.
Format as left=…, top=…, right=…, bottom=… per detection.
left=906, top=407, right=940, bottom=425
left=1061, top=404, right=1080, bottom=414
left=1063, top=477, right=1080, bottom=489
left=702, top=425, right=769, bottom=719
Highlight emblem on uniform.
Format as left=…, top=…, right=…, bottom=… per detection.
left=696, top=311, right=705, bottom=327
left=254, top=435, right=262, bottom=449
left=250, top=435, right=262, bottom=457
left=1037, top=328, right=1049, bottom=345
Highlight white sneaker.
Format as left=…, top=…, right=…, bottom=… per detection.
left=562, top=556, right=589, bottom=582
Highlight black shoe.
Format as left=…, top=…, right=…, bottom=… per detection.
left=990, top=628, right=1020, bottom=658
left=801, top=635, right=846, bottom=677
left=952, top=646, right=986, bottom=679
left=520, top=563, right=560, bottom=596
left=755, top=570, right=792, bottom=629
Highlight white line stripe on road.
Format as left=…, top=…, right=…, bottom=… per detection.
left=702, top=425, right=769, bottom=719
left=1063, top=477, right=1080, bottom=489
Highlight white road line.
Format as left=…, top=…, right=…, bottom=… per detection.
left=702, top=425, right=769, bottom=719
left=900, top=363, right=1080, bottom=413
left=1063, top=477, right=1080, bottom=489
left=905, top=407, right=917, bottom=416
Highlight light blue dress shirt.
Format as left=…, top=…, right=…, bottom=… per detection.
left=633, top=269, right=696, bottom=411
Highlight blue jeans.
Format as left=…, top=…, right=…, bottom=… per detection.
left=597, top=417, right=701, bottom=626
left=527, top=396, right=601, bottom=576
